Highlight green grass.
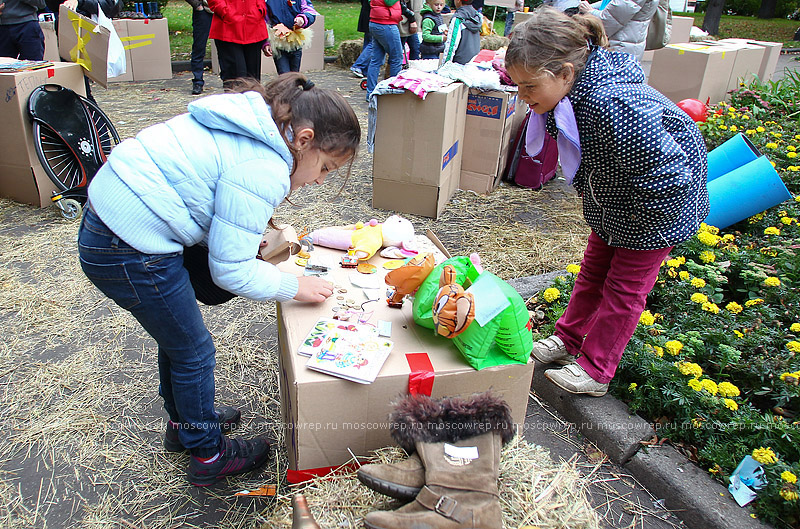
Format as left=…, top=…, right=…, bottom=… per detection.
left=161, top=2, right=800, bottom=61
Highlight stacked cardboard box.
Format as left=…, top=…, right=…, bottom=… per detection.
left=109, top=18, right=172, bottom=81
left=643, top=15, right=693, bottom=61
left=460, top=88, right=527, bottom=194
left=372, top=82, right=468, bottom=218
left=648, top=43, right=736, bottom=104
left=698, top=40, right=765, bottom=92
left=718, top=38, right=782, bottom=81
left=0, top=62, right=86, bottom=207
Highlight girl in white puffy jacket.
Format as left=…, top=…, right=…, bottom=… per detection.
left=579, top=0, right=658, bottom=60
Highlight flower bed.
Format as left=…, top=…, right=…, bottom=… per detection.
left=532, top=73, right=800, bottom=527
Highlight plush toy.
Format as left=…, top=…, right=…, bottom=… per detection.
left=384, top=252, right=435, bottom=307
left=432, top=264, right=475, bottom=338
left=310, top=215, right=416, bottom=261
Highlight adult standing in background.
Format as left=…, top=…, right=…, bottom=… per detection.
left=365, top=0, right=402, bottom=99
left=398, top=0, right=421, bottom=61
left=350, top=0, right=371, bottom=77
left=0, top=0, right=45, bottom=60
left=207, top=0, right=268, bottom=87
left=504, top=0, right=523, bottom=36
left=578, top=0, right=657, bottom=60
left=185, top=0, right=213, bottom=95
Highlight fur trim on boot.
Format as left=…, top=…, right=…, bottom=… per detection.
left=388, top=391, right=514, bottom=453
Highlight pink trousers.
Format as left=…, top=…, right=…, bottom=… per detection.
left=555, top=231, right=672, bottom=384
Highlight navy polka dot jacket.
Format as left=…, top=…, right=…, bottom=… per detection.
left=564, top=47, right=710, bottom=250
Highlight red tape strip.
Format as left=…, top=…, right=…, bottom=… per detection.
left=47, top=68, right=54, bottom=78
left=286, top=462, right=359, bottom=484
left=405, top=352, right=434, bottom=396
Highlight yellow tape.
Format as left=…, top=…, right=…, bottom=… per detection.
left=67, top=10, right=94, bottom=71
left=120, top=34, right=155, bottom=50
left=123, top=41, right=153, bottom=50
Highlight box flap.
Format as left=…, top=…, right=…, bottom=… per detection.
left=58, top=5, right=110, bottom=87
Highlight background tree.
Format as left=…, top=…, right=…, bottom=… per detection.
left=757, top=0, right=777, bottom=18
left=702, top=0, right=725, bottom=34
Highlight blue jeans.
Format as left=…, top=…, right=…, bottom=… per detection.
left=402, top=33, right=420, bottom=61
left=273, top=48, right=303, bottom=74
left=352, top=32, right=373, bottom=72
left=191, top=8, right=213, bottom=84
left=367, top=21, right=402, bottom=98
left=504, top=10, right=515, bottom=37
left=77, top=210, right=222, bottom=457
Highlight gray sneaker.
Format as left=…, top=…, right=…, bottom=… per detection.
left=544, top=363, right=608, bottom=397
left=531, top=335, right=574, bottom=365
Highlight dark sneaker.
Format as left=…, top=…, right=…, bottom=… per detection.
left=188, top=435, right=271, bottom=486
left=164, top=406, right=242, bottom=453
left=191, top=81, right=203, bottom=95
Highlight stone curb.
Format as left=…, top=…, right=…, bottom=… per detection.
left=519, top=274, right=768, bottom=529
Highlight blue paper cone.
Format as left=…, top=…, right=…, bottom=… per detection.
left=707, top=133, right=760, bottom=182
left=705, top=156, right=793, bottom=229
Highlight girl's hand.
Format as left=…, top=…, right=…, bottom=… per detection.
left=274, top=22, right=292, bottom=38
left=262, top=42, right=272, bottom=57
left=64, top=0, right=78, bottom=9
left=578, top=0, right=593, bottom=13
left=293, top=15, right=304, bottom=28
left=294, top=276, right=334, bottom=303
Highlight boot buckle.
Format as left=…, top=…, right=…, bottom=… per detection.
left=434, top=495, right=458, bottom=517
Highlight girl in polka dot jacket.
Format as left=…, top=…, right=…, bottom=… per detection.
left=506, top=7, right=710, bottom=396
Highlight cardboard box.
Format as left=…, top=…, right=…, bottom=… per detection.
left=718, top=38, right=782, bottom=81
left=698, top=40, right=764, bottom=91
left=0, top=62, right=87, bottom=207
left=643, top=15, right=693, bottom=61
left=112, top=18, right=171, bottom=81
left=210, top=15, right=325, bottom=76
left=648, top=43, right=735, bottom=104
left=58, top=5, right=110, bottom=87
left=373, top=82, right=468, bottom=186
left=460, top=88, right=526, bottom=194
left=276, top=242, right=535, bottom=471
left=40, top=21, right=60, bottom=62
left=373, top=170, right=460, bottom=219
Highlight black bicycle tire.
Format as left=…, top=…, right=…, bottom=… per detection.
left=81, top=97, right=120, bottom=155
left=32, top=121, right=82, bottom=192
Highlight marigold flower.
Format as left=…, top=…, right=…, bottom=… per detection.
left=782, top=471, right=798, bottom=484
left=719, top=124, right=728, bottom=130
left=779, top=371, right=799, bottom=384
left=701, top=378, right=718, bottom=394
left=718, top=381, right=740, bottom=397
left=766, top=142, right=778, bottom=149
left=679, top=271, right=690, bottom=280
left=789, top=145, right=797, bottom=151
left=691, top=278, right=706, bottom=288
left=734, top=330, right=744, bottom=338
left=773, top=132, right=783, bottom=138
left=780, top=489, right=799, bottom=502
left=787, top=341, right=800, bottom=353
left=722, top=234, right=735, bottom=242
left=565, top=264, right=581, bottom=275
left=677, top=256, right=686, bottom=264
left=723, top=399, right=738, bottom=411
left=691, top=417, right=704, bottom=428
left=699, top=251, right=716, bottom=263
left=757, top=126, right=766, bottom=133
left=763, top=277, right=781, bottom=287
left=780, top=216, right=795, bottom=225
left=742, top=114, right=750, bottom=120
left=628, top=382, right=638, bottom=391
left=697, top=231, right=720, bottom=247
left=639, top=310, right=655, bottom=326
left=729, top=125, right=738, bottom=132
left=667, top=268, right=677, bottom=278
left=542, top=288, right=560, bottom=303
left=666, top=258, right=681, bottom=268
left=790, top=323, right=800, bottom=333
left=752, top=447, right=777, bottom=465
left=788, top=152, right=798, bottom=158
left=678, top=361, right=702, bottom=377
left=725, top=302, right=743, bottom=314
left=665, top=340, right=683, bottom=356
left=745, top=298, right=764, bottom=307
left=764, top=226, right=781, bottom=235
left=690, top=292, right=708, bottom=304
left=746, top=129, right=756, bottom=135
left=795, top=134, right=800, bottom=140
left=702, top=302, right=720, bottom=314
left=688, top=378, right=703, bottom=391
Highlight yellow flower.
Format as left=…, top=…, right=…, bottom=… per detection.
left=702, top=302, right=720, bottom=314
left=697, top=231, right=720, bottom=247
left=787, top=341, right=800, bottom=353
left=789, top=145, right=797, bottom=151
left=677, top=256, right=686, bottom=264
left=790, top=323, right=800, bottom=333
left=628, top=382, right=638, bottom=391
left=718, top=381, right=740, bottom=397
left=678, top=361, right=703, bottom=377
left=542, top=288, right=560, bottom=303
left=699, top=223, right=719, bottom=235
left=779, top=371, right=799, bottom=383
left=742, top=114, right=750, bottom=120
left=699, top=251, right=716, bottom=263
left=666, top=258, right=681, bottom=268
left=723, top=399, right=738, bottom=411
left=688, top=378, right=703, bottom=391
left=692, top=417, right=704, bottom=428
left=691, top=292, right=708, bottom=304
left=734, top=330, right=744, bottom=338
left=667, top=268, right=677, bottom=278
left=665, top=340, right=683, bottom=356
left=764, top=226, right=781, bottom=235
left=763, top=277, right=781, bottom=287
left=679, top=270, right=690, bottom=280
left=782, top=471, right=798, bottom=484
left=701, top=378, right=718, bottom=395
left=757, top=126, right=766, bottom=133
left=751, top=447, right=777, bottom=465
left=718, top=124, right=728, bottom=130
left=639, top=310, right=655, bottom=326
left=725, top=302, right=743, bottom=314
left=796, top=134, right=800, bottom=140
left=566, top=264, right=581, bottom=275
left=691, top=277, right=706, bottom=288
left=745, top=298, right=764, bottom=307
left=789, top=152, right=798, bottom=158
left=773, top=132, right=783, bottom=138
left=780, top=489, right=799, bottom=501
left=722, top=234, right=735, bottom=242
left=729, top=125, right=738, bottom=132
left=781, top=216, right=796, bottom=225
left=766, top=142, right=778, bottom=149
left=746, top=129, right=756, bottom=135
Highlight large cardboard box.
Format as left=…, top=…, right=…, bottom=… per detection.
left=57, top=5, right=110, bottom=87
left=460, top=88, right=526, bottom=194
left=0, top=62, right=86, bottom=207
left=373, top=170, right=460, bottom=218
left=698, top=40, right=764, bottom=91
left=643, top=15, right=693, bottom=61
left=647, top=43, right=735, bottom=104
left=276, top=242, right=535, bottom=471
left=718, top=38, right=782, bottom=81
left=113, top=18, right=172, bottom=81
left=210, top=15, right=325, bottom=76
left=40, top=21, right=60, bottom=62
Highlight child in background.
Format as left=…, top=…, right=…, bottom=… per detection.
left=78, top=73, right=360, bottom=486
left=419, top=0, right=447, bottom=59
left=208, top=0, right=268, bottom=86
left=505, top=7, right=709, bottom=396
left=366, top=0, right=403, bottom=98
left=397, top=0, right=421, bottom=61
left=441, top=0, right=480, bottom=64
left=264, top=0, right=318, bottom=74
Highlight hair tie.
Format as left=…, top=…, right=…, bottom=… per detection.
left=302, top=80, right=315, bottom=91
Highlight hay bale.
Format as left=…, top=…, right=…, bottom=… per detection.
left=481, top=34, right=509, bottom=50
left=338, top=39, right=363, bottom=66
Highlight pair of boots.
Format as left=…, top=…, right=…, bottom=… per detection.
left=357, top=392, right=515, bottom=529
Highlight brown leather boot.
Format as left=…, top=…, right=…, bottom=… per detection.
left=356, top=452, right=425, bottom=501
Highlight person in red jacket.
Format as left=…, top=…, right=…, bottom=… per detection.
left=207, top=0, right=268, bottom=87
left=365, top=0, right=403, bottom=100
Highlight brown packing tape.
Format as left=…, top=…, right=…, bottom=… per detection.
left=260, top=224, right=301, bottom=264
